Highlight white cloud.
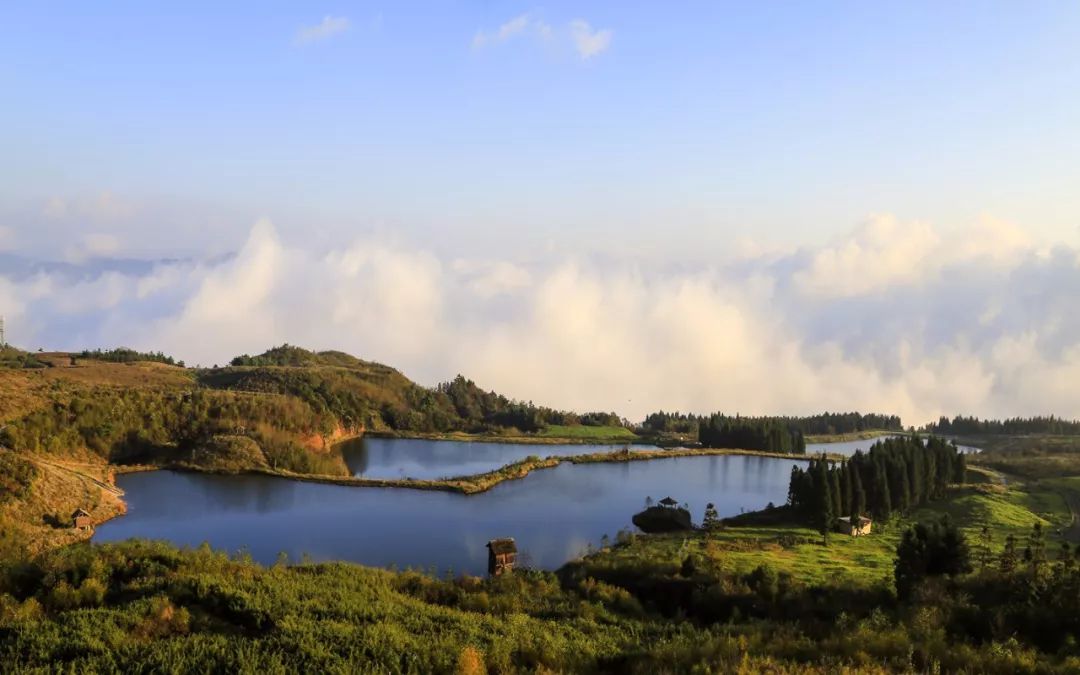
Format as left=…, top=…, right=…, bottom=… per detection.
left=295, top=15, right=351, bottom=45
left=794, top=214, right=940, bottom=298
left=472, top=15, right=609, bottom=59
left=64, top=233, right=123, bottom=263
left=473, top=13, right=552, bottom=49
left=569, top=19, right=612, bottom=59
left=6, top=215, right=1080, bottom=425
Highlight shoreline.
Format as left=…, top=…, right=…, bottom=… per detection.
left=359, top=429, right=645, bottom=446
left=111, top=445, right=831, bottom=499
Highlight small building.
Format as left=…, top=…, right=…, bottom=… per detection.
left=71, top=508, right=92, bottom=531
left=486, top=538, right=517, bottom=576
left=837, top=516, right=872, bottom=537
left=658, top=497, right=679, bottom=508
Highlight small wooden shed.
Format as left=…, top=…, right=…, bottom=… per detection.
left=486, top=538, right=517, bottom=577
left=837, top=516, right=872, bottom=537
left=72, top=508, right=92, bottom=531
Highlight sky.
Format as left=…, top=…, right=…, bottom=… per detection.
left=2, top=2, right=1080, bottom=424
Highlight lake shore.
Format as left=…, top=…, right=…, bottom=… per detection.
left=363, top=428, right=643, bottom=446
left=55, top=445, right=834, bottom=554
left=154, top=445, right=831, bottom=496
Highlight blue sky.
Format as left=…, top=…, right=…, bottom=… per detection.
left=4, top=3, right=1080, bottom=422
left=2, top=2, right=1079, bottom=259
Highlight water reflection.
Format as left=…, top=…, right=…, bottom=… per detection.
left=339, top=436, right=659, bottom=480
left=97, top=450, right=807, bottom=575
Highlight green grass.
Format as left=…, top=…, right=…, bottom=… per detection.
left=581, top=480, right=1065, bottom=590
left=804, top=429, right=902, bottom=444
left=538, top=425, right=639, bottom=441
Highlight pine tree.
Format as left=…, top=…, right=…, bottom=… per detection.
left=841, top=463, right=853, bottom=519
left=1001, top=534, right=1018, bottom=573
left=852, top=466, right=866, bottom=519
left=830, top=468, right=842, bottom=522
left=872, top=462, right=891, bottom=521
left=815, top=460, right=835, bottom=545
left=1028, top=522, right=1046, bottom=574
left=703, top=503, right=720, bottom=531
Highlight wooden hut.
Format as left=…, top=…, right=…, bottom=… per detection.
left=836, top=516, right=872, bottom=537
left=486, top=538, right=517, bottom=576
left=71, top=508, right=92, bottom=531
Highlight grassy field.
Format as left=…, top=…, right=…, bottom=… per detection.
left=537, top=425, right=639, bottom=442
left=578, top=470, right=1067, bottom=590
left=804, top=429, right=903, bottom=444
left=0, top=357, right=193, bottom=424
left=0, top=454, right=126, bottom=555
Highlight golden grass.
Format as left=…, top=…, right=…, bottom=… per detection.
left=2, top=454, right=126, bottom=555
left=0, top=358, right=193, bottom=423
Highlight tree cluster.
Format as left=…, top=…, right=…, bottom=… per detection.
left=77, top=348, right=181, bottom=366
left=787, top=436, right=966, bottom=538
left=698, top=415, right=806, bottom=454
left=894, top=516, right=972, bottom=599
left=642, top=410, right=903, bottom=437
left=929, top=415, right=1080, bottom=436
left=436, top=375, right=621, bottom=433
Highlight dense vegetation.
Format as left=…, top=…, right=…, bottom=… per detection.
left=0, top=344, right=636, bottom=482
left=930, top=415, right=1080, bottom=436
left=698, top=414, right=807, bottom=454
left=0, top=453, right=37, bottom=504
left=0, top=346, right=45, bottom=369
left=0, top=388, right=343, bottom=475
left=208, top=349, right=625, bottom=438
left=6, top=502, right=1080, bottom=673
left=787, top=437, right=966, bottom=540
left=77, top=348, right=183, bottom=367
left=643, top=410, right=903, bottom=439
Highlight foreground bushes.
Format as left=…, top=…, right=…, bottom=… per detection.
left=4, top=538, right=1080, bottom=672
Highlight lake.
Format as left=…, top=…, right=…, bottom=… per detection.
left=95, top=450, right=805, bottom=575
left=340, top=435, right=978, bottom=480
left=338, top=436, right=660, bottom=480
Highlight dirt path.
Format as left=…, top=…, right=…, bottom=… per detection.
left=8, top=455, right=128, bottom=555
left=31, top=457, right=124, bottom=496
left=1060, top=489, right=1080, bottom=543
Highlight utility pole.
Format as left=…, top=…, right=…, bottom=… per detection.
left=0, top=315, right=5, bottom=347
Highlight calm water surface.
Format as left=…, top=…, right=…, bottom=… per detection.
left=339, top=437, right=659, bottom=480
left=96, top=450, right=805, bottom=575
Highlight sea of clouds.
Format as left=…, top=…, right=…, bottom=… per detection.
left=2, top=214, right=1079, bottom=425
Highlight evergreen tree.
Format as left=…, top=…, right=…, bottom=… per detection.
left=841, top=463, right=853, bottom=519
left=1001, top=535, right=1018, bottom=573
left=1027, top=522, right=1046, bottom=574
left=851, top=465, right=866, bottom=519
left=702, top=503, right=721, bottom=531
left=894, top=516, right=971, bottom=600
left=829, top=468, right=842, bottom=523
left=814, top=460, right=835, bottom=545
